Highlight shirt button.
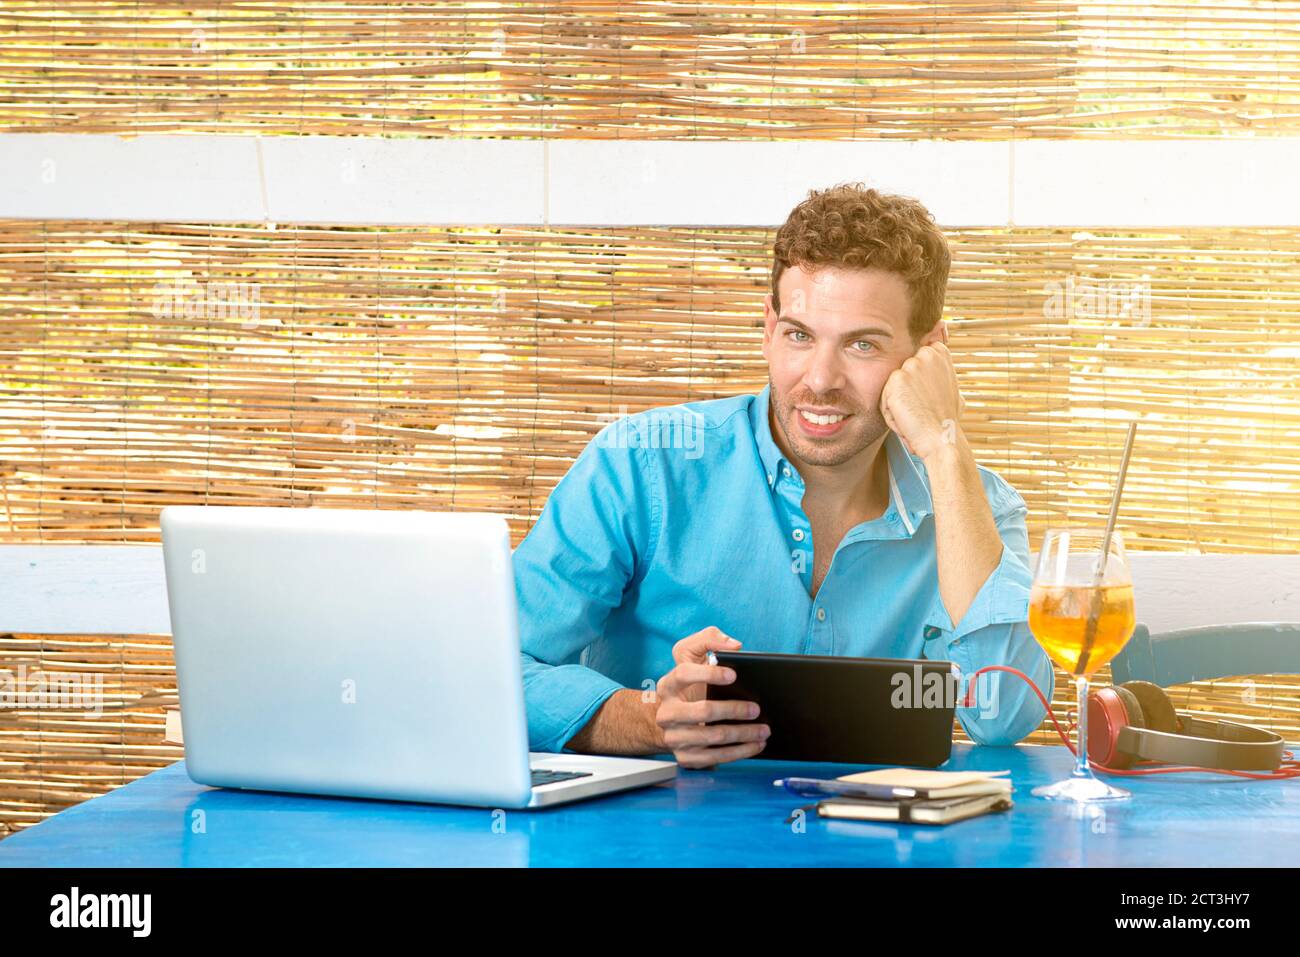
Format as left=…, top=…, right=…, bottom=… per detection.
left=782, top=466, right=792, bottom=478
left=792, top=528, right=805, bottom=542
left=816, top=608, right=826, bottom=622
left=766, top=472, right=773, bottom=485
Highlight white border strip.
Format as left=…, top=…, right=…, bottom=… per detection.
left=3, top=134, right=1300, bottom=227
left=0, top=545, right=170, bottom=634
left=3, top=545, right=1298, bottom=636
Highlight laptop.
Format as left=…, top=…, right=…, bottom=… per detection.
left=160, top=506, right=676, bottom=809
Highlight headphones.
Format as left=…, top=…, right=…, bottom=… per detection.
left=964, top=666, right=1300, bottom=780
left=1089, top=679, right=1286, bottom=773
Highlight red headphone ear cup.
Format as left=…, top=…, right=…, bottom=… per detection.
left=1088, top=686, right=1142, bottom=770
left=1122, top=680, right=1178, bottom=734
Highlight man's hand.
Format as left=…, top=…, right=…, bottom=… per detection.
left=655, top=626, right=769, bottom=769
left=880, top=340, right=966, bottom=463
left=880, top=337, right=1005, bottom=631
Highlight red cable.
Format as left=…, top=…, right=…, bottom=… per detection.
left=961, top=665, right=1300, bottom=780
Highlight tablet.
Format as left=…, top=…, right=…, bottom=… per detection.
left=706, top=651, right=957, bottom=766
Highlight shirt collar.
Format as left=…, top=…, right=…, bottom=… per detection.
left=750, top=382, right=934, bottom=532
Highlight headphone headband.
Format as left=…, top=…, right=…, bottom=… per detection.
left=1118, top=715, right=1284, bottom=772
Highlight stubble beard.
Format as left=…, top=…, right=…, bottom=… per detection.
left=770, top=378, right=891, bottom=468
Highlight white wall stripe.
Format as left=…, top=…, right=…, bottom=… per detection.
left=253, top=135, right=272, bottom=226
left=4, top=545, right=1297, bottom=636
left=1013, top=140, right=1300, bottom=228
left=3, top=134, right=1299, bottom=227
left=544, top=140, right=1011, bottom=227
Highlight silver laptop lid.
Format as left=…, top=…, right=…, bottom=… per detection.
left=161, top=506, right=533, bottom=807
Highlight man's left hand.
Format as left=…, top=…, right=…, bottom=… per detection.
left=880, top=341, right=966, bottom=462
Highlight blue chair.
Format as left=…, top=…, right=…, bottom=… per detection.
left=1111, top=622, right=1300, bottom=686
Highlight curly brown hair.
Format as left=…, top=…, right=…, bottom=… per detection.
left=771, top=183, right=951, bottom=342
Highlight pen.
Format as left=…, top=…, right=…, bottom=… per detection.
left=773, top=776, right=919, bottom=801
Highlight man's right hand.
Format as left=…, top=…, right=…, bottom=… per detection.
left=654, top=626, right=769, bottom=769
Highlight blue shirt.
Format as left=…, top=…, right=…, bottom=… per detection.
left=513, top=384, right=1055, bottom=752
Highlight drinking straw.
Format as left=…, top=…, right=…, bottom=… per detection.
left=1075, top=421, right=1138, bottom=674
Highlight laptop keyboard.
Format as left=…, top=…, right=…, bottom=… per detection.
left=530, top=768, right=593, bottom=788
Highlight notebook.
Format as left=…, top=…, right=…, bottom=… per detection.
left=836, top=767, right=1013, bottom=800
left=812, top=767, right=1014, bottom=825
left=818, top=791, right=1014, bottom=825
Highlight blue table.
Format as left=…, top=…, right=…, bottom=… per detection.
left=2, top=743, right=1297, bottom=867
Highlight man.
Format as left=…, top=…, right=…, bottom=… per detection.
left=513, top=183, right=1054, bottom=769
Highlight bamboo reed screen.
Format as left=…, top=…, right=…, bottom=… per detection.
left=2, top=1, right=1300, bottom=138
left=4, top=0, right=1300, bottom=837
left=2, top=220, right=1299, bottom=834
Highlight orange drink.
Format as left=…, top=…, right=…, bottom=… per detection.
left=1029, top=583, right=1136, bottom=676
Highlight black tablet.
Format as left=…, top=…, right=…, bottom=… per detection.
left=706, top=651, right=957, bottom=766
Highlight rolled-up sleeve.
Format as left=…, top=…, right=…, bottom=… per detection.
left=512, top=420, right=661, bottom=752
left=920, top=500, right=1056, bottom=746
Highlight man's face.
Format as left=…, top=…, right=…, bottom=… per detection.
left=762, top=264, right=939, bottom=469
